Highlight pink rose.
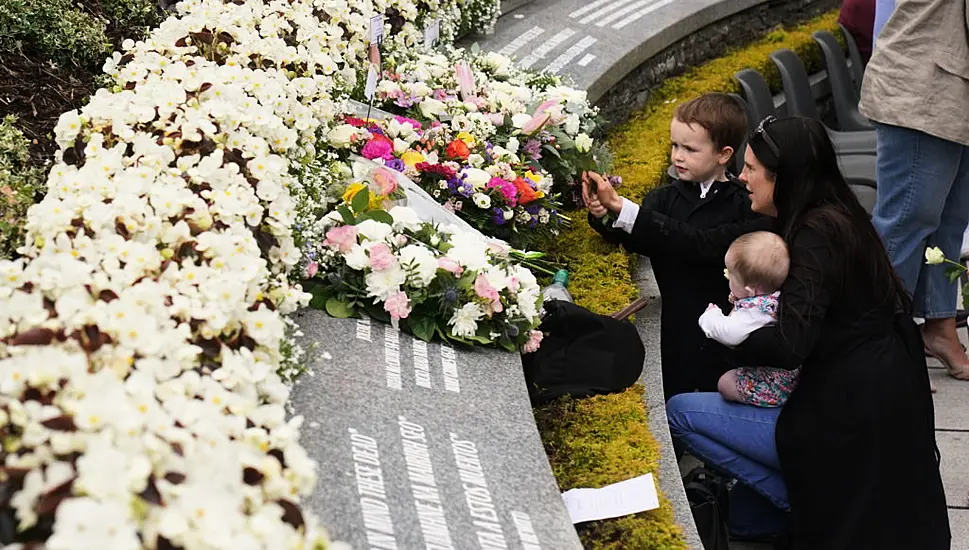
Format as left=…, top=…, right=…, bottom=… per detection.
left=439, top=257, right=464, bottom=275
left=361, top=134, right=395, bottom=160
left=384, top=291, right=412, bottom=321
left=474, top=274, right=503, bottom=314
left=393, top=115, right=422, bottom=130
left=522, top=330, right=543, bottom=354
left=371, top=166, right=398, bottom=196
left=304, top=261, right=319, bottom=278
left=323, top=225, right=358, bottom=253
left=368, top=243, right=394, bottom=271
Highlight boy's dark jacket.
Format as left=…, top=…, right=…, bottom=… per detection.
left=589, top=174, right=765, bottom=400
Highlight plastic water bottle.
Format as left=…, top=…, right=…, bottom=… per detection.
left=542, top=269, right=573, bottom=303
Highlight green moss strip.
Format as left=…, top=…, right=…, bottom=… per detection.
left=533, top=11, right=841, bottom=548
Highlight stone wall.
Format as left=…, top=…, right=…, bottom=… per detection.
left=595, top=0, right=840, bottom=127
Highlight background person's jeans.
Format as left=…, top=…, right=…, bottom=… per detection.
left=873, top=123, right=969, bottom=318
left=668, top=393, right=789, bottom=537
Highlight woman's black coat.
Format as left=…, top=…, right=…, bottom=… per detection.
left=633, top=206, right=950, bottom=550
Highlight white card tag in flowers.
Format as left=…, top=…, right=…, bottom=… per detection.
left=369, top=14, right=384, bottom=44
left=424, top=19, right=440, bottom=48
left=561, top=473, right=660, bottom=524
left=364, top=65, right=379, bottom=100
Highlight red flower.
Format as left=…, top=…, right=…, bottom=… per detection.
left=513, top=177, right=540, bottom=205
left=416, top=162, right=457, bottom=180
left=445, top=139, right=471, bottom=160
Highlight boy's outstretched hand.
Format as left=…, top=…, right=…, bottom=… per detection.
left=581, top=171, right=623, bottom=218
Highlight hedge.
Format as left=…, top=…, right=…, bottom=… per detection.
left=533, top=10, right=841, bottom=548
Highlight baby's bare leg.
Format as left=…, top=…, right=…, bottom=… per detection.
left=718, top=369, right=744, bottom=402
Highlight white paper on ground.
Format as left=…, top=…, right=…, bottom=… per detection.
left=561, top=473, right=660, bottom=524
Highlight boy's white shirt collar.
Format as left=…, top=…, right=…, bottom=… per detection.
left=611, top=173, right=727, bottom=234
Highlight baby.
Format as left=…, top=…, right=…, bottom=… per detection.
left=699, top=231, right=798, bottom=408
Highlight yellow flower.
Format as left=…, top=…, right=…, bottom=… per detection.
left=456, top=131, right=477, bottom=146
left=342, top=182, right=367, bottom=203
left=524, top=171, right=542, bottom=184
left=400, top=150, right=425, bottom=167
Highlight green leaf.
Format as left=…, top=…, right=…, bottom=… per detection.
left=367, top=209, right=394, bottom=225
left=325, top=297, right=356, bottom=318
left=337, top=205, right=356, bottom=225
left=352, top=187, right=371, bottom=213
left=409, top=316, right=436, bottom=342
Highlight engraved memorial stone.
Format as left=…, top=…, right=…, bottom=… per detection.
left=291, top=310, right=582, bottom=549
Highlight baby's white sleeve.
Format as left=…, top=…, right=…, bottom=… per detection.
left=698, top=307, right=774, bottom=347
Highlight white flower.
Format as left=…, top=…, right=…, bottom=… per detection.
left=445, top=232, right=490, bottom=271
left=449, top=302, right=483, bottom=338
left=398, top=245, right=439, bottom=287
left=462, top=168, right=492, bottom=190
left=511, top=113, right=531, bottom=128
left=388, top=206, right=422, bottom=232
left=575, top=133, right=593, bottom=153
left=506, top=137, right=520, bottom=153
left=365, top=264, right=407, bottom=301
left=418, top=98, right=448, bottom=119
left=925, top=246, right=946, bottom=265
left=327, top=124, right=358, bottom=147
left=356, top=219, right=394, bottom=243
left=472, top=193, right=491, bottom=209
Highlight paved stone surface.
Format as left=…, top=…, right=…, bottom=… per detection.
left=951, top=509, right=969, bottom=550
left=290, top=310, right=582, bottom=549
left=634, top=256, right=705, bottom=550
left=938, top=430, right=969, bottom=508
left=466, top=0, right=769, bottom=101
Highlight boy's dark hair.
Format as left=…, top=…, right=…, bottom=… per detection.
left=674, top=93, right=748, bottom=156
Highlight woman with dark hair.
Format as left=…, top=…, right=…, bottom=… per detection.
left=584, top=116, right=949, bottom=548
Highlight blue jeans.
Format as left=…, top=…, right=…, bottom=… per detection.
left=873, top=123, right=969, bottom=318
left=668, top=393, right=789, bottom=536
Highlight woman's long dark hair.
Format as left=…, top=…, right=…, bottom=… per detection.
left=747, top=116, right=912, bottom=313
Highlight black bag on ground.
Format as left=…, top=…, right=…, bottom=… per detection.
left=683, top=467, right=731, bottom=550
left=521, top=300, right=644, bottom=406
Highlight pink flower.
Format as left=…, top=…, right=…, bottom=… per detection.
left=384, top=291, right=412, bottom=321
left=487, top=177, right=518, bottom=207
left=368, top=243, right=394, bottom=271
left=324, top=225, right=358, bottom=253
left=394, top=115, right=422, bottom=130
left=521, top=112, right=551, bottom=135
left=371, top=166, right=398, bottom=196
left=304, top=261, right=319, bottom=278
left=361, top=134, right=395, bottom=160
left=439, top=257, right=464, bottom=275
left=474, top=274, right=503, bottom=314
left=456, top=61, right=476, bottom=101
left=486, top=113, right=505, bottom=126
left=522, top=330, right=543, bottom=354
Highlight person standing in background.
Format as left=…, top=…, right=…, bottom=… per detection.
left=860, top=0, right=969, bottom=380
left=838, top=0, right=876, bottom=63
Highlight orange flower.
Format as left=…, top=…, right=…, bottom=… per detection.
left=446, top=139, right=471, bottom=160
left=513, top=177, right=540, bottom=205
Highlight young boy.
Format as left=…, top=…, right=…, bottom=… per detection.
left=700, top=232, right=797, bottom=407
left=583, top=93, right=763, bottom=400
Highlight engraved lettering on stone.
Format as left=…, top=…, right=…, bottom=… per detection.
left=349, top=428, right=398, bottom=548
left=399, top=417, right=455, bottom=549
left=511, top=511, right=542, bottom=549
left=356, top=316, right=372, bottom=342
left=450, top=433, right=507, bottom=548
left=440, top=344, right=460, bottom=393
left=413, top=339, right=432, bottom=388
left=384, top=325, right=402, bottom=390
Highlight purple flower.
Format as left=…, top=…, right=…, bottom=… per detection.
left=522, top=139, right=542, bottom=161
left=386, top=159, right=406, bottom=172
left=492, top=207, right=508, bottom=226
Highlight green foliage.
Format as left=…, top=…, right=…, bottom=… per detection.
left=0, top=0, right=110, bottom=68
left=534, top=387, right=686, bottom=549
left=0, top=116, right=45, bottom=259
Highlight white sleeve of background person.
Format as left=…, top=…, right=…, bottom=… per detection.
left=611, top=197, right=640, bottom=234
left=698, top=307, right=775, bottom=347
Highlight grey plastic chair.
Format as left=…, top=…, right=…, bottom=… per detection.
left=813, top=31, right=872, bottom=132
left=734, top=66, right=875, bottom=156
left=838, top=154, right=877, bottom=188
left=839, top=23, right=865, bottom=95
left=851, top=184, right=876, bottom=215
left=728, top=93, right=750, bottom=176
left=770, top=48, right=872, bottom=131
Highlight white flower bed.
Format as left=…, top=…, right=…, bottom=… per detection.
left=0, top=0, right=509, bottom=547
